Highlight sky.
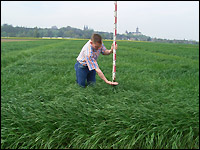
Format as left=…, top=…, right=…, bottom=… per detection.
left=1, top=1, right=199, bottom=41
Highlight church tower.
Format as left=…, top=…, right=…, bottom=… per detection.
left=136, top=27, right=139, bottom=33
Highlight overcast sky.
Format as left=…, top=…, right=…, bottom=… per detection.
left=1, top=1, right=199, bottom=41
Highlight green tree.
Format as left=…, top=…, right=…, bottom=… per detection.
left=1, top=31, right=7, bottom=37
left=33, top=27, right=40, bottom=38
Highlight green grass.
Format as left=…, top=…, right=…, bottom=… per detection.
left=1, top=39, right=199, bottom=149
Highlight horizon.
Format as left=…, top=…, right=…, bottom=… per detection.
left=2, top=23, right=199, bottom=42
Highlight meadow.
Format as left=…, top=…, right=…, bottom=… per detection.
left=1, top=38, right=199, bottom=149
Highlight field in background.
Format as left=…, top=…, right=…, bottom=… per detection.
left=1, top=38, right=199, bottom=149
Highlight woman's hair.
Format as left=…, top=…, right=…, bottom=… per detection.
left=91, top=33, right=102, bottom=44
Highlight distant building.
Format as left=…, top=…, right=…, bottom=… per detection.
left=125, top=27, right=142, bottom=35
left=132, top=27, right=142, bottom=35
left=83, top=25, right=89, bottom=30
left=83, top=25, right=94, bottom=31
left=51, top=26, right=58, bottom=29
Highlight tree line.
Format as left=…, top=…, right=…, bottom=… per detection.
left=0, top=24, right=154, bottom=41
left=1, top=24, right=198, bottom=44
left=1, top=24, right=114, bottom=39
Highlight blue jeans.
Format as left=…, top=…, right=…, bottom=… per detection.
left=74, top=61, right=96, bottom=87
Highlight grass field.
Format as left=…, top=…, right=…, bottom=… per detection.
left=1, top=38, right=199, bottom=149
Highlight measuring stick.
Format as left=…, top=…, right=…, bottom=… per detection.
left=112, top=1, right=117, bottom=82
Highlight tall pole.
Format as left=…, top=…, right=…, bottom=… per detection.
left=112, top=1, right=117, bottom=82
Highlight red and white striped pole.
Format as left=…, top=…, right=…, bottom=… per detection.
left=112, top=1, right=117, bottom=82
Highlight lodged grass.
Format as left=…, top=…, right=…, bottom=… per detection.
left=1, top=39, right=199, bottom=149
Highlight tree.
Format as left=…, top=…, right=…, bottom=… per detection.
left=147, top=37, right=152, bottom=41
left=33, top=27, right=40, bottom=38
left=47, top=30, right=53, bottom=38
left=1, top=31, right=7, bottom=37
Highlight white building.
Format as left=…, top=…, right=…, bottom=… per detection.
left=132, top=27, right=142, bottom=35
left=125, top=27, right=142, bottom=35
